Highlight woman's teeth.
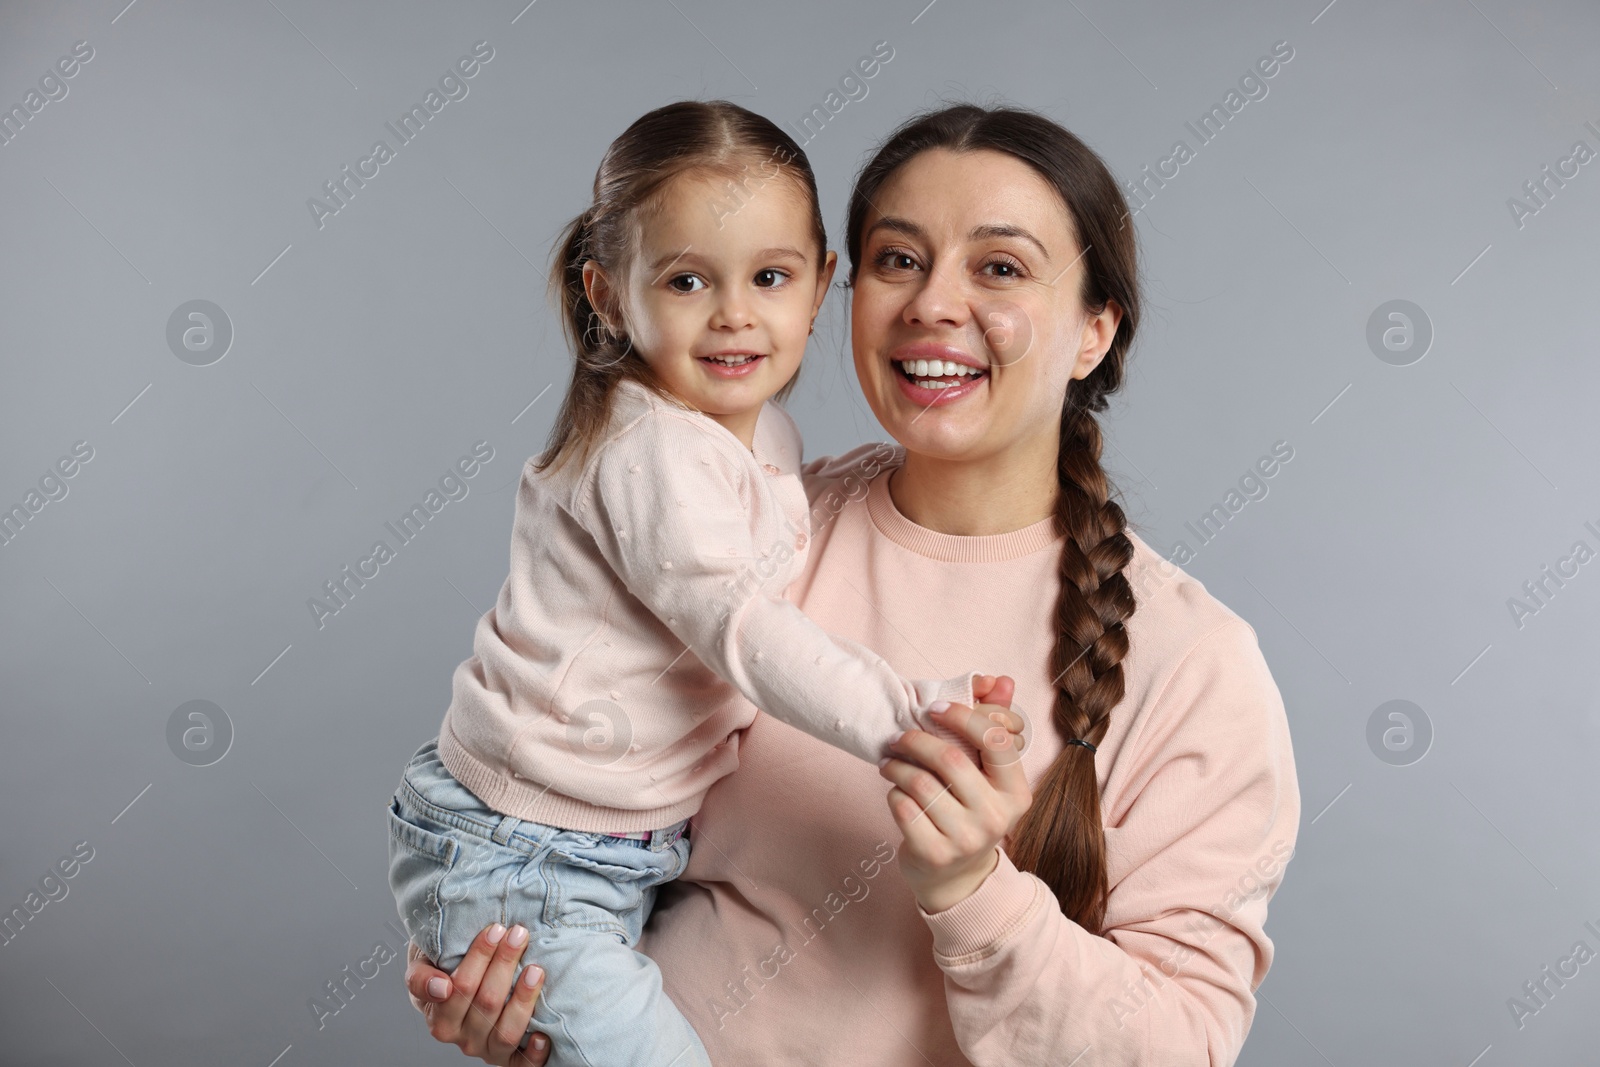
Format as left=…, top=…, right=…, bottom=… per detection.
left=898, top=359, right=984, bottom=388
left=705, top=354, right=758, bottom=366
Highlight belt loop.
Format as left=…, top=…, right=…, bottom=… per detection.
left=491, top=813, right=520, bottom=845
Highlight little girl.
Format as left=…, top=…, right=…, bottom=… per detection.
left=386, top=100, right=1011, bottom=1066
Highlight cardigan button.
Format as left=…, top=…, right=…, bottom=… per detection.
left=795, top=532, right=807, bottom=549
left=762, top=463, right=779, bottom=475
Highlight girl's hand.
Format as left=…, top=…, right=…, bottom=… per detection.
left=403, top=924, right=551, bottom=1065
left=880, top=674, right=1033, bottom=914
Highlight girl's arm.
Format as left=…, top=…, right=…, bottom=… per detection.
left=903, top=620, right=1300, bottom=1066
left=574, top=410, right=977, bottom=766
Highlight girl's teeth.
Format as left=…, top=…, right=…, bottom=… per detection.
left=708, top=355, right=756, bottom=366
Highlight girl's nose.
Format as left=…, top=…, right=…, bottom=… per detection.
left=710, top=289, right=756, bottom=330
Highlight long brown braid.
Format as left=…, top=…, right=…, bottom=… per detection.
left=844, top=104, right=1141, bottom=935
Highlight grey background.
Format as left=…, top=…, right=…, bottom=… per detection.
left=2, top=0, right=1597, bottom=1063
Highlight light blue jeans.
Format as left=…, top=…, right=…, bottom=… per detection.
left=386, top=738, right=709, bottom=1067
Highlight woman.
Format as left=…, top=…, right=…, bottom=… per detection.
left=402, top=103, right=1301, bottom=1066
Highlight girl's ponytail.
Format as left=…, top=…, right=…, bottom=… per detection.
left=534, top=206, right=647, bottom=475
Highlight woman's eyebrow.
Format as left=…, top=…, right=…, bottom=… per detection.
left=867, top=217, right=1050, bottom=262
left=866, top=215, right=926, bottom=243
left=969, top=223, right=1051, bottom=262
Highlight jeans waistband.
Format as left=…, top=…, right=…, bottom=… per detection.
left=397, top=774, right=688, bottom=855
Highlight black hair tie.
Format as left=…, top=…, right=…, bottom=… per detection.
left=1065, top=738, right=1097, bottom=753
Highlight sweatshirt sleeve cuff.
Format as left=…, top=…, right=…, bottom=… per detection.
left=941, top=670, right=977, bottom=710
left=910, top=672, right=982, bottom=762
left=908, top=671, right=977, bottom=718
left=917, top=847, right=1046, bottom=961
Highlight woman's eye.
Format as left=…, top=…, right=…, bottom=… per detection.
left=668, top=274, right=706, bottom=293
left=983, top=258, right=1024, bottom=278
left=753, top=268, right=789, bottom=288
left=875, top=249, right=919, bottom=271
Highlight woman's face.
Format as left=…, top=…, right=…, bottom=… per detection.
left=850, top=147, right=1120, bottom=465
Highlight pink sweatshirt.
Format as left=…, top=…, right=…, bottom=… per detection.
left=436, top=378, right=975, bottom=834
left=639, top=444, right=1302, bottom=1065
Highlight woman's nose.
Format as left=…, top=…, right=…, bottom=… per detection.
left=902, top=260, right=969, bottom=329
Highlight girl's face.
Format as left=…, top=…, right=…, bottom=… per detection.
left=586, top=168, right=836, bottom=444
left=851, top=147, right=1120, bottom=466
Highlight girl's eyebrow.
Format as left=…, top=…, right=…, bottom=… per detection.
left=867, top=216, right=1051, bottom=262
left=750, top=246, right=809, bottom=266
left=646, top=246, right=809, bottom=272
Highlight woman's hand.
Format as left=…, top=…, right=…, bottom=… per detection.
left=880, top=673, right=1033, bottom=914
left=403, top=923, right=551, bottom=1065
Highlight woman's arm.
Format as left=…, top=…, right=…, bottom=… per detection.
left=883, top=621, right=1301, bottom=1066
left=403, top=925, right=550, bottom=1065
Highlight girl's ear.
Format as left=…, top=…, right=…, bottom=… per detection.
left=581, top=260, right=619, bottom=333
left=812, top=250, right=839, bottom=319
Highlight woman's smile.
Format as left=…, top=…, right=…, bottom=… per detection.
left=889, top=343, right=990, bottom=405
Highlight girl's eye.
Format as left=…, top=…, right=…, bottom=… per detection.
left=873, top=247, right=920, bottom=272
left=668, top=274, right=706, bottom=294
left=753, top=268, right=790, bottom=289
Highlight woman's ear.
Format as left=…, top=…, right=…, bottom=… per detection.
left=1071, top=298, right=1122, bottom=380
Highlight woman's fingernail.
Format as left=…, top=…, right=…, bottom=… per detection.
left=486, top=923, right=507, bottom=945
left=532, top=1034, right=548, bottom=1051
left=929, top=700, right=951, bottom=713
left=427, top=977, right=449, bottom=999
left=878, top=756, right=892, bottom=768
left=508, top=924, right=529, bottom=947
left=891, top=730, right=907, bottom=745
left=523, top=964, right=544, bottom=987
left=989, top=711, right=1008, bottom=725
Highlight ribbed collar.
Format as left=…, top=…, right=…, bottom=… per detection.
left=612, top=377, right=789, bottom=471
left=865, top=449, right=1064, bottom=562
